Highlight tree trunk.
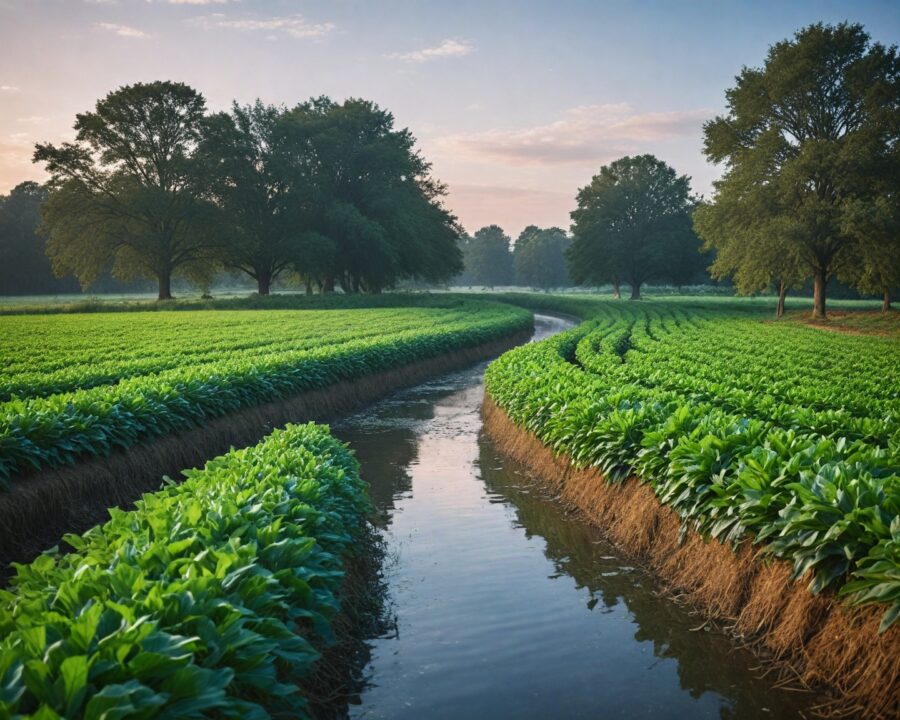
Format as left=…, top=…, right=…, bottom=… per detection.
left=321, top=276, right=335, bottom=294
left=882, top=289, right=892, bottom=313
left=776, top=280, right=786, bottom=318
left=158, top=273, right=172, bottom=301
left=630, top=283, right=641, bottom=300
left=257, top=272, right=271, bottom=296
left=812, top=267, right=827, bottom=319
left=612, top=278, right=621, bottom=299
left=305, top=280, right=313, bottom=296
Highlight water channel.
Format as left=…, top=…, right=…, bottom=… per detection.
left=331, top=315, right=817, bottom=720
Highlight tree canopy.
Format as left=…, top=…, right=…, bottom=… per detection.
left=696, top=22, right=900, bottom=317
left=32, top=88, right=463, bottom=298
left=568, top=154, right=699, bottom=299
left=0, top=182, right=78, bottom=295
left=457, top=225, right=514, bottom=287
left=34, top=81, right=218, bottom=300
left=198, top=101, right=311, bottom=296
left=279, top=97, right=462, bottom=293
left=513, top=226, right=571, bottom=289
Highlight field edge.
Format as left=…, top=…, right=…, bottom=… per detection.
left=481, top=395, right=900, bottom=720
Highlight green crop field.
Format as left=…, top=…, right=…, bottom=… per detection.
left=0, top=299, right=532, bottom=483
left=485, top=298, right=900, bottom=630
left=0, top=422, right=369, bottom=718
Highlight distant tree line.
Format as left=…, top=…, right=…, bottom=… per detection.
left=5, top=22, right=896, bottom=314
left=454, top=225, right=573, bottom=289
left=455, top=167, right=711, bottom=295
left=29, top=82, right=462, bottom=299
left=455, top=23, right=897, bottom=316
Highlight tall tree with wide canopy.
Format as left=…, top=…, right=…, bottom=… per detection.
left=513, top=226, right=571, bottom=289
left=700, top=22, right=899, bottom=318
left=281, top=97, right=462, bottom=292
left=569, top=154, right=697, bottom=299
left=458, top=225, right=514, bottom=287
left=200, top=101, right=316, bottom=295
left=34, top=81, right=217, bottom=300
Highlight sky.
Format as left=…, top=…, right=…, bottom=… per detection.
left=1, top=0, right=898, bottom=238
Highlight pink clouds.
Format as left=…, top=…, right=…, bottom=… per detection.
left=436, top=104, right=712, bottom=166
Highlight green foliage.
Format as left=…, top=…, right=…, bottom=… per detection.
left=0, top=183, right=80, bottom=296
left=0, top=422, right=369, bottom=718
left=198, top=101, right=315, bottom=296
left=456, top=225, right=514, bottom=287
left=0, top=301, right=532, bottom=482
left=513, top=226, right=571, bottom=289
left=568, top=155, right=701, bottom=298
left=484, top=297, right=900, bottom=629
left=34, top=81, right=218, bottom=301
left=279, top=97, right=463, bottom=292
left=697, top=22, right=900, bottom=317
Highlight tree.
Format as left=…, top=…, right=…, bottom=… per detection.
left=700, top=23, right=899, bottom=318
left=513, top=226, right=571, bottom=289
left=34, top=81, right=218, bottom=300
left=694, top=194, right=806, bottom=318
left=280, top=97, right=462, bottom=293
left=200, top=101, right=316, bottom=295
left=840, top=195, right=900, bottom=312
left=568, top=155, right=697, bottom=299
left=0, top=182, right=77, bottom=295
left=458, top=225, right=514, bottom=287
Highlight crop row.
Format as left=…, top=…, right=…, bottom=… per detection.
left=0, top=305, right=505, bottom=400
left=484, top=301, right=900, bottom=630
left=0, top=422, right=369, bottom=719
left=0, top=302, right=533, bottom=483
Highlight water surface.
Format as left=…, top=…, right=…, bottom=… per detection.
left=332, top=315, right=817, bottom=719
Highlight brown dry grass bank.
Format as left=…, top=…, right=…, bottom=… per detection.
left=0, top=330, right=531, bottom=574
left=482, top=396, right=899, bottom=719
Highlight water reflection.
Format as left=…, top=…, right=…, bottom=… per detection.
left=327, top=316, right=818, bottom=720
left=477, top=436, right=813, bottom=719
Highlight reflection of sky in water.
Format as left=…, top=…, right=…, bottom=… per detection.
left=333, top=316, right=817, bottom=720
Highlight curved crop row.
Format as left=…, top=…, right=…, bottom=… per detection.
left=485, top=301, right=900, bottom=630
left=0, top=302, right=532, bottom=483
left=0, top=304, right=513, bottom=401
left=0, top=422, right=369, bottom=719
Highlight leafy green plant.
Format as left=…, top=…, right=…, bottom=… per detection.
left=485, top=298, right=900, bottom=629
left=0, top=301, right=532, bottom=483
left=0, top=422, right=369, bottom=719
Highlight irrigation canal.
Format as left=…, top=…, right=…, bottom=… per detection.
left=331, top=315, right=819, bottom=720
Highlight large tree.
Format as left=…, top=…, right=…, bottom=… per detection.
left=199, top=101, right=314, bottom=295
left=280, top=97, right=462, bottom=293
left=513, top=226, right=571, bottom=289
left=458, top=225, right=514, bottom=287
left=699, top=22, right=899, bottom=318
left=568, top=154, right=697, bottom=299
left=34, top=81, right=218, bottom=300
